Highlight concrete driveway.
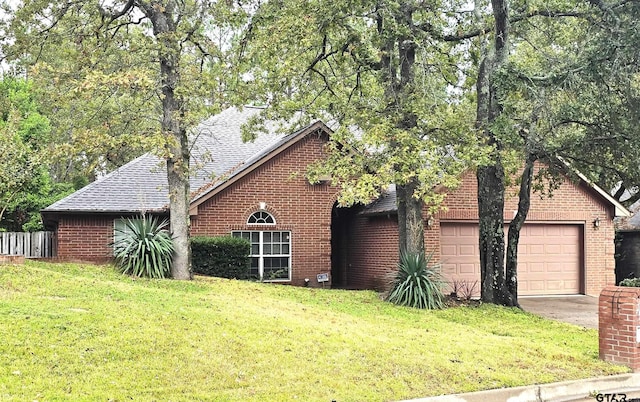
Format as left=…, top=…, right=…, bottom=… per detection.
left=518, top=295, right=598, bottom=329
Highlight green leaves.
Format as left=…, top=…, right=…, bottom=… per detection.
left=386, top=251, right=445, bottom=310
left=113, top=216, right=174, bottom=279
left=0, top=77, right=54, bottom=229
left=240, top=0, right=481, bottom=210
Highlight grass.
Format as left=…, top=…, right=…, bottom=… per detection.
left=0, top=261, right=629, bottom=401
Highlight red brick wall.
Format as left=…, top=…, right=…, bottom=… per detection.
left=347, top=215, right=399, bottom=290
left=599, top=286, right=640, bottom=371
left=52, top=147, right=617, bottom=296
left=56, top=215, right=118, bottom=263
left=351, top=167, right=617, bottom=296
left=190, top=133, right=339, bottom=287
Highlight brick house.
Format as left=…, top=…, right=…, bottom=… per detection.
left=344, top=169, right=629, bottom=297
left=42, top=107, right=629, bottom=295
left=42, top=107, right=340, bottom=286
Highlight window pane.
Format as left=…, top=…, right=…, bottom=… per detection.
left=251, top=244, right=259, bottom=255
left=282, top=244, right=289, bottom=254
left=272, top=232, right=280, bottom=242
left=250, top=257, right=259, bottom=280
left=263, top=232, right=271, bottom=243
left=263, top=244, right=272, bottom=255
left=272, top=244, right=281, bottom=254
left=263, top=257, right=289, bottom=280
left=251, top=232, right=259, bottom=243
left=248, top=211, right=275, bottom=225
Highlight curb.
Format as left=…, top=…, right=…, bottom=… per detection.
left=401, top=373, right=640, bottom=402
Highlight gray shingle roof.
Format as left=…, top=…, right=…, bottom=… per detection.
left=360, top=185, right=397, bottom=215
left=44, top=106, right=298, bottom=214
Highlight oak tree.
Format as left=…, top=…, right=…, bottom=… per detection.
left=1, top=1, right=245, bottom=278
left=239, top=0, right=481, bottom=256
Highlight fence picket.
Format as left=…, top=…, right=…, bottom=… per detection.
left=0, top=232, right=54, bottom=258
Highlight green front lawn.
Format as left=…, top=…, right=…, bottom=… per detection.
left=0, top=261, right=628, bottom=401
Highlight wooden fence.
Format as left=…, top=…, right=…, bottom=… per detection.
left=0, top=231, right=55, bottom=258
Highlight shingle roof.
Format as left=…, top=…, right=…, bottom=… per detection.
left=360, top=185, right=397, bottom=215
left=43, top=106, right=298, bottom=214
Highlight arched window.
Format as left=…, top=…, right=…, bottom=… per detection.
left=247, top=211, right=275, bottom=225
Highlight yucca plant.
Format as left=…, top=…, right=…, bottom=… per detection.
left=113, top=216, right=174, bottom=278
left=386, top=251, right=445, bottom=309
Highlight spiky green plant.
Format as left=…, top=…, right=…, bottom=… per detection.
left=113, top=216, right=174, bottom=278
left=386, top=251, right=445, bottom=309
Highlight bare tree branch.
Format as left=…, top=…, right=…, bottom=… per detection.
left=98, top=0, right=135, bottom=23
left=419, top=9, right=589, bottom=42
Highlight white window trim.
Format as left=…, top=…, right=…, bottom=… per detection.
left=232, top=230, right=291, bottom=282
left=246, top=210, right=276, bottom=226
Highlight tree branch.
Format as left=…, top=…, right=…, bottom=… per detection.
left=304, top=34, right=349, bottom=77
left=419, top=9, right=589, bottom=42
left=98, top=0, right=135, bottom=23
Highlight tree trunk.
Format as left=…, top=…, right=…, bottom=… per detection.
left=476, top=52, right=513, bottom=304
left=474, top=0, right=518, bottom=305
left=477, top=164, right=514, bottom=305
left=505, top=155, right=535, bottom=300
left=147, top=2, right=192, bottom=280
left=377, top=6, right=425, bottom=258
left=396, top=179, right=425, bottom=256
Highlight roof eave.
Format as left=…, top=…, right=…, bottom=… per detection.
left=41, top=208, right=169, bottom=219
left=557, top=157, right=631, bottom=218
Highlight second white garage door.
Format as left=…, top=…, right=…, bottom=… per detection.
left=440, top=223, right=581, bottom=296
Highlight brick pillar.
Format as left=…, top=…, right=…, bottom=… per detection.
left=599, top=286, right=640, bottom=371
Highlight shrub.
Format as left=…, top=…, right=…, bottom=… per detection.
left=386, top=251, right=445, bottom=309
left=113, top=216, right=173, bottom=278
left=619, top=277, right=640, bottom=287
left=450, top=279, right=478, bottom=301
left=191, top=236, right=251, bottom=279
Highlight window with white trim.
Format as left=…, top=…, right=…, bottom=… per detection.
left=113, top=218, right=133, bottom=255
left=232, top=231, right=291, bottom=281
left=247, top=211, right=275, bottom=225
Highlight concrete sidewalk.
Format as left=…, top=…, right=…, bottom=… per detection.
left=402, top=373, right=640, bottom=402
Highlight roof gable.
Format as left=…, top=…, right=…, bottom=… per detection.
left=361, top=166, right=630, bottom=218
left=43, top=107, right=328, bottom=216
left=188, top=120, right=331, bottom=215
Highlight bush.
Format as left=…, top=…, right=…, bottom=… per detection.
left=113, top=216, right=173, bottom=278
left=191, top=236, right=251, bottom=279
left=386, top=251, right=445, bottom=309
left=619, top=278, right=640, bottom=287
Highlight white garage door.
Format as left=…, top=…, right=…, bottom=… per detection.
left=440, top=223, right=581, bottom=296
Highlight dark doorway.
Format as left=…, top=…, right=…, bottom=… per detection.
left=616, top=231, right=640, bottom=284
left=331, top=203, right=358, bottom=288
